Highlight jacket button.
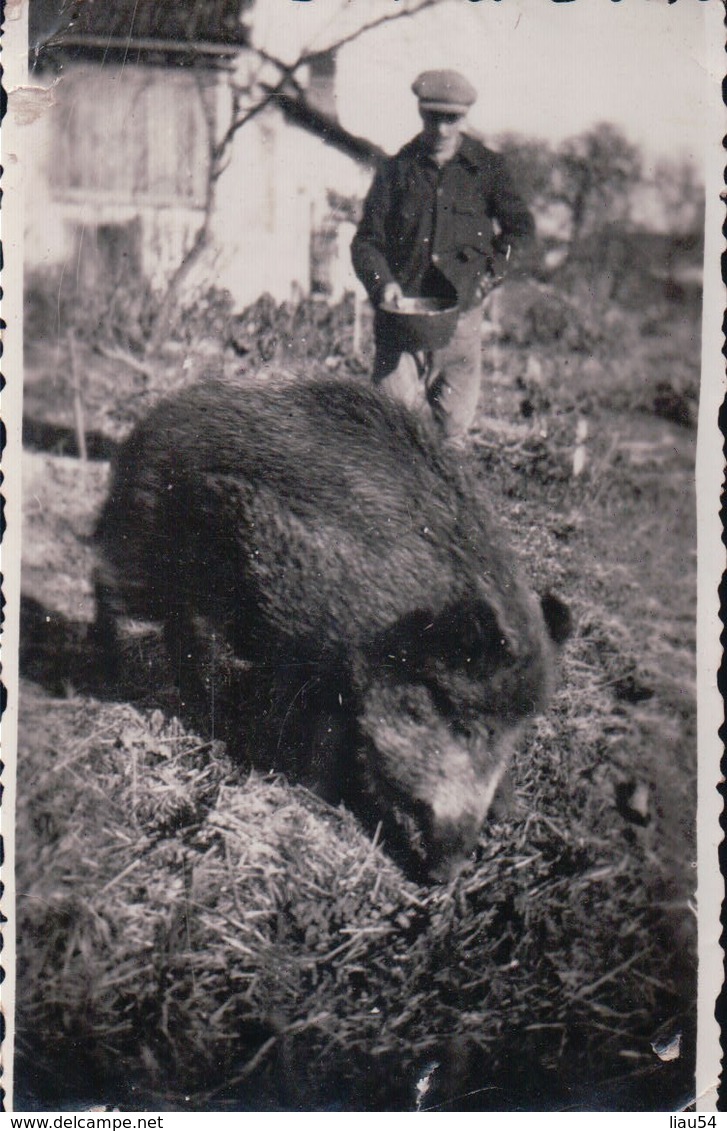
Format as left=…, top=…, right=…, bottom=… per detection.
left=432, top=253, right=440, bottom=263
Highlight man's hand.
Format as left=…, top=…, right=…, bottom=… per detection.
left=381, top=282, right=404, bottom=308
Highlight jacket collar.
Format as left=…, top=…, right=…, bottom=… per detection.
left=407, top=132, right=491, bottom=171
left=456, top=134, right=492, bottom=170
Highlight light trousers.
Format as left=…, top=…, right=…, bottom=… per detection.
left=372, top=302, right=484, bottom=441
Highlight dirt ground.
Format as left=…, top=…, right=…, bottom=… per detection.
left=13, top=291, right=700, bottom=1110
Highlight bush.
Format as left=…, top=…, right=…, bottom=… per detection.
left=227, top=292, right=369, bottom=375
left=490, top=280, right=603, bottom=353
left=25, top=266, right=160, bottom=355
left=165, top=286, right=237, bottom=349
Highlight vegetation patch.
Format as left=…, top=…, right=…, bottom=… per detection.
left=17, top=267, right=698, bottom=1110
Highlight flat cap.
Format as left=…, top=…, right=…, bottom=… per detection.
left=412, top=70, right=477, bottom=114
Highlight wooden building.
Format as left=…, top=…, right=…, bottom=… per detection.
left=26, top=2, right=377, bottom=309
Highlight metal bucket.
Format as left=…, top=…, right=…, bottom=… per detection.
left=377, top=295, right=459, bottom=353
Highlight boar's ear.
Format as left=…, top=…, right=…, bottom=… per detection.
left=541, top=592, right=572, bottom=646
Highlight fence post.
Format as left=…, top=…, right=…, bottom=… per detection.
left=68, top=329, right=88, bottom=464
left=352, top=289, right=362, bottom=357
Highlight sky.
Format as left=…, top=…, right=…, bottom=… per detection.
left=252, top=0, right=717, bottom=172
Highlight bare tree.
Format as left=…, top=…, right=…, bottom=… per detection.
left=492, top=133, right=555, bottom=213
left=551, top=122, right=642, bottom=260
left=146, top=0, right=446, bottom=353
left=653, top=156, right=705, bottom=238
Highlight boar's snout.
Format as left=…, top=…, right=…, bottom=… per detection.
left=419, top=811, right=483, bottom=884
left=381, top=794, right=492, bottom=885
left=357, top=687, right=517, bottom=883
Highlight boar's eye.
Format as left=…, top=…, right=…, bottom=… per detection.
left=369, top=599, right=511, bottom=678
left=428, top=598, right=511, bottom=671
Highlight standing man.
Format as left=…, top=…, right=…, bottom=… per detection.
left=351, top=70, right=535, bottom=442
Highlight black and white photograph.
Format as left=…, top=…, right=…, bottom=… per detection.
left=2, top=0, right=723, bottom=1113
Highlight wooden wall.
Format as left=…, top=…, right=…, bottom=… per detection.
left=51, top=63, right=210, bottom=208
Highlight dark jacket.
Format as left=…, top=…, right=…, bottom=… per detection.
left=351, top=133, right=534, bottom=311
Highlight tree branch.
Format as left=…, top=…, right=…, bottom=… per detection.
left=294, top=0, right=444, bottom=62
left=245, top=0, right=445, bottom=78
left=213, top=78, right=286, bottom=162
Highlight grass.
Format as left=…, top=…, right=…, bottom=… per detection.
left=14, top=281, right=698, bottom=1111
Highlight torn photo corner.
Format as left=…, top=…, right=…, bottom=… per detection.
left=1, top=0, right=724, bottom=1115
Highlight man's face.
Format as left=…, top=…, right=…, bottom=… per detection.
left=420, top=109, right=465, bottom=164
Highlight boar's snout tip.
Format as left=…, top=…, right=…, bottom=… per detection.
left=425, top=852, right=472, bottom=885
left=419, top=814, right=481, bottom=885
